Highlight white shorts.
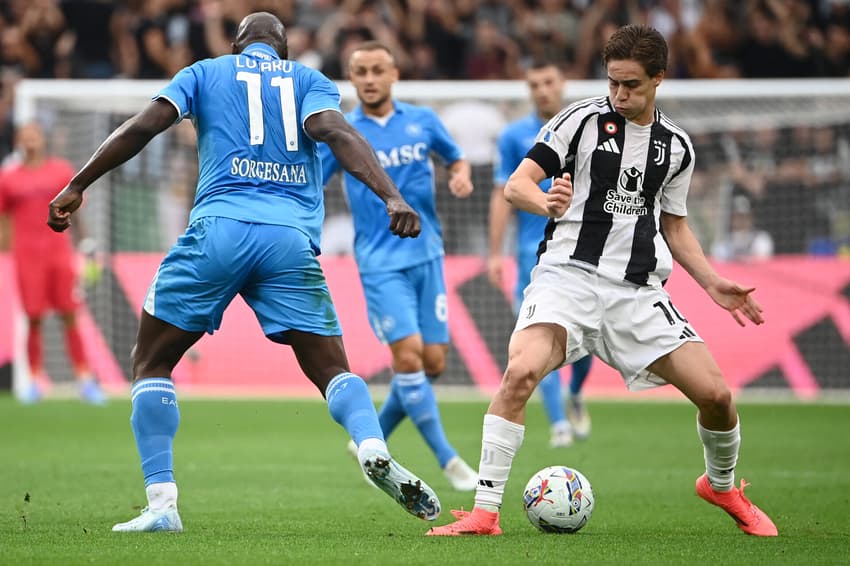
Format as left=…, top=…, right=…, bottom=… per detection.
left=514, top=263, right=703, bottom=391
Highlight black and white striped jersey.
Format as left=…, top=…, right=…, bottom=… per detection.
left=526, top=96, right=694, bottom=287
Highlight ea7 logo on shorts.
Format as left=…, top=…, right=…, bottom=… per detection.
left=618, top=167, right=643, bottom=194
left=525, top=304, right=536, bottom=319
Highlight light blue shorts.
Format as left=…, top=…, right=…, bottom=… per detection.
left=359, top=257, right=448, bottom=345
left=144, top=216, right=341, bottom=341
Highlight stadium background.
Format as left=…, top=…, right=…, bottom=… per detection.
left=1, top=0, right=849, bottom=400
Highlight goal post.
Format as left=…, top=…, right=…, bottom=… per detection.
left=7, top=77, right=850, bottom=399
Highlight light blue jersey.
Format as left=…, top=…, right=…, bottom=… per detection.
left=319, top=101, right=463, bottom=273
left=494, top=113, right=552, bottom=305
left=156, top=42, right=340, bottom=253
left=145, top=43, right=343, bottom=336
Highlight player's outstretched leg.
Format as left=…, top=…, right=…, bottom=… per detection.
left=566, top=355, right=592, bottom=440
left=359, top=443, right=441, bottom=521
left=113, top=378, right=182, bottom=533
left=327, top=372, right=441, bottom=520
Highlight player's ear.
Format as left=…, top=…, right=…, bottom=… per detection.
left=653, top=70, right=665, bottom=87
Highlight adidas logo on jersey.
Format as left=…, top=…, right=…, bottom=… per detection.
left=596, top=138, right=620, bottom=154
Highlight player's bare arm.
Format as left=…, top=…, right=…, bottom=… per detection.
left=505, top=158, right=572, bottom=218
left=661, top=212, right=764, bottom=327
left=306, top=110, right=420, bottom=238
left=487, top=184, right=511, bottom=287
left=447, top=159, right=473, bottom=198
left=47, top=99, right=177, bottom=232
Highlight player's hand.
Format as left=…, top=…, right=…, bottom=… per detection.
left=706, top=278, right=764, bottom=326
left=386, top=197, right=421, bottom=238
left=546, top=173, right=572, bottom=218
left=487, top=254, right=503, bottom=288
left=448, top=173, right=473, bottom=198
left=47, top=185, right=84, bottom=232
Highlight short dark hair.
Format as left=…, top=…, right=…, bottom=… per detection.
left=602, top=24, right=668, bottom=77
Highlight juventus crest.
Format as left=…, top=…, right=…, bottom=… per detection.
left=652, top=139, right=666, bottom=166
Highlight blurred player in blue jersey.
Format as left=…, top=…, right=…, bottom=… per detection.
left=487, top=61, right=592, bottom=448
left=320, top=41, right=478, bottom=491
left=47, top=13, right=441, bottom=532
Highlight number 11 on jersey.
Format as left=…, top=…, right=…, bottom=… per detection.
left=236, top=71, right=298, bottom=151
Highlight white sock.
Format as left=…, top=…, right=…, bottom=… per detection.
left=146, top=482, right=178, bottom=512
left=357, top=437, right=389, bottom=467
left=697, top=417, right=740, bottom=492
left=474, top=414, right=525, bottom=511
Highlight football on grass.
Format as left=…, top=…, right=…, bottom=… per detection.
left=522, top=465, right=594, bottom=533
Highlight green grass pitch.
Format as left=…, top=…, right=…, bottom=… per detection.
left=1, top=395, right=848, bottom=565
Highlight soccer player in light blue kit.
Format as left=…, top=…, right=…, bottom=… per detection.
left=47, top=13, right=441, bottom=532
left=320, top=41, right=478, bottom=491
left=488, top=61, right=592, bottom=448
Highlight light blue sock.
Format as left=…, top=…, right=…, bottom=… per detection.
left=395, top=371, right=456, bottom=468
left=538, top=370, right=566, bottom=425
left=377, top=379, right=406, bottom=439
left=569, top=355, right=592, bottom=396
left=326, top=372, right=384, bottom=445
left=130, top=378, right=179, bottom=486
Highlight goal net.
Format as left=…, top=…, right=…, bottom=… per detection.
left=8, top=78, right=850, bottom=399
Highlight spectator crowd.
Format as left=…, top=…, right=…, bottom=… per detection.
left=3, top=0, right=850, bottom=153
left=1, top=0, right=850, bottom=258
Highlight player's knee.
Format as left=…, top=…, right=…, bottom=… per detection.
left=423, top=356, right=445, bottom=378
left=701, top=382, right=732, bottom=415
left=393, top=349, right=423, bottom=373
left=502, top=361, right=539, bottom=400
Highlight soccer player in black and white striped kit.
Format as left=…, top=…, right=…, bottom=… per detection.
left=429, top=24, right=778, bottom=537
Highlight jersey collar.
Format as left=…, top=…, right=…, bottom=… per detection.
left=242, top=42, right=281, bottom=60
